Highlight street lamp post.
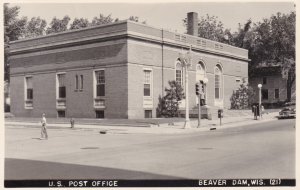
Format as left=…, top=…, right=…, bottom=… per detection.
left=258, top=84, right=262, bottom=119
left=184, top=62, right=191, bottom=128
left=179, top=46, right=192, bottom=129
left=197, top=84, right=201, bottom=128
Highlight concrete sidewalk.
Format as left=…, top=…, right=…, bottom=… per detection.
left=5, top=112, right=278, bottom=135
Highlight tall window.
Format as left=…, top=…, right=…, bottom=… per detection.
left=196, top=61, right=206, bottom=80
left=25, top=77, right=33, bottom=100
left=196, top=63, right=205, bottom=74
left=57, top=74, right=66, bottom=98
left=176, top=61, right=183, bottom=85
left=262, top=89, right=269, bottom=100
left=215, top=65, right=222, bottom=99
left=75, top=75, right=79, bottom=90
left=75, top=74, right=84, bottom=91
left=144, top=70, right=151, bottom=96
left=80, top=75, right=83, bottom=90
left=275, top=89, right=279, bottom=99
left=95, top=70, right=105, bottom=97
left=263, top=77, right=267, bottom=84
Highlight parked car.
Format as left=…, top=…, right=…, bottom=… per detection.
left=278, top=102, right=296, bottom=119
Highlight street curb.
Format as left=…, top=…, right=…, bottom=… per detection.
left=5, top=121, right=151, bottom=128
left=5, top=116, right=279, bottom=135
left=207, top=117, right=278, bottom=131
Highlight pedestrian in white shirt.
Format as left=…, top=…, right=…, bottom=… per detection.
left=40, top=113, right=48, bottom=140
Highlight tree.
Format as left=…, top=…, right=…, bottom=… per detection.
left=183, top=14, right=228, bottom=43
left=231, top=19, right=252, bottom=48
left=230, top=81, right=255, bottom=109
left=270, top=12, right=295, bottom=102
left=70, top=18, right=89, bottom=30
left=128, top=16, right=147, bottom=24
left=4, top=4, right=27, bottom=42
left=129, top=16, right=139, bottom=22
left=4, top=4, right=27, bottom=82
left=250, top=12, right=295, bottom=101
left=91, top=14, right=114, bottom=26
left=156, top=81, right=185, bottom=117
left=46, top=16, right=71, bottom=34
left=24, top=17, right=47, bottom=38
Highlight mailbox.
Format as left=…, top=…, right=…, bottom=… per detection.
left=218, top=109, right=223, bottom=118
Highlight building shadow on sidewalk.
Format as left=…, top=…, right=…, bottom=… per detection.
left=5, top=158, right=182, bottom=180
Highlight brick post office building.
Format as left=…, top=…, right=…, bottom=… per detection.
left=9, top=12, right=249, bottom=119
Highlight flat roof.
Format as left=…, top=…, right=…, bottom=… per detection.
left=10, top=20, right=249, bottom=61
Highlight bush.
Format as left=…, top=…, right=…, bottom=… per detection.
left=230, top=81, right=255, bottom=109
left=156, top=80, right=184, bottom=117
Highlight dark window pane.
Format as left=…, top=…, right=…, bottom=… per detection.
left=145, top=110, right=152, bottom=118
left=215, top=75, right=220, bottom=88
left=97, top=84, right=105, bottom=96
left=57, top=111, right=65, bottom=118
left=263, top=77, right=267, bottom=84
left=58, top=74, right=65, bottom=86
left=215, top=88, right=219, bottom=99
left=176, top=70, right=182, bottom=84
left=96, top=110, right=104, bottom=118
left=80, top=75, right=83, bottom=90
left=96, top=70, right=105, bottom=84
left=27, top=89, right=33, bottom=99
left=75, top=75, right=78, bottom=90
left=59, top=86, right=66, bottom=98
left=144, top=84, right=150, bottom=96
left=262, top=89, right=268, bottom=100
left=275, top=89, right=279, bottom=99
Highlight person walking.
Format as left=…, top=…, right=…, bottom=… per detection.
left=40, top=113, right=48, bottom=140
left=70, top=118, right=75, bottom=128
left=260, top=105, right=265, bottom=119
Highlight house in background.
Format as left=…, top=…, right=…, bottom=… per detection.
left=249, top=66, right=295, bottom=108
left=9, top=12, right=249, bottom=119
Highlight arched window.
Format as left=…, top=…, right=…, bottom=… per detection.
left=196, top=62, right=205, bottom=74
left=215, top=65, right=222, bottom=99
left=196, top=61, right=206, bottom=81
left=176, top=60, right=183, bottom=86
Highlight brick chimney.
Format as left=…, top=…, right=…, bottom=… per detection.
left=187, top=12, right=198, bottom=36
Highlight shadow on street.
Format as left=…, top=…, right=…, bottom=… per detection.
left=5, top=158, right=182, bottom=180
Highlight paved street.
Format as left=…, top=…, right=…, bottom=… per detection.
left=5, top=119, right=295, bottom=180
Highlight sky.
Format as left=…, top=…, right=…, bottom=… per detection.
left=9, top=2, right=296, bottom=33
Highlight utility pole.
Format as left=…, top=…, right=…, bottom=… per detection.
left=198, top=92, right=201, bottom=127
left=179, top=46, right=192, bottom=129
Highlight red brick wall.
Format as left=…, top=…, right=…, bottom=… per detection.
left=105, top=66, right=128, bottom=118
left=127, top=64, right=144, bottom=119
left=10, top=73, right=57, bottom=117
left=10, top=40, right=128, bottom=118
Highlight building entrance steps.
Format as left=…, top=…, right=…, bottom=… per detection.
left=180, top=107, right=252, bottom=119
left=179, top=107, right=280, bottom=119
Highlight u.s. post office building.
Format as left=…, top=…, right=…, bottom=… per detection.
left=9, top=12, right=249, bottom=119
